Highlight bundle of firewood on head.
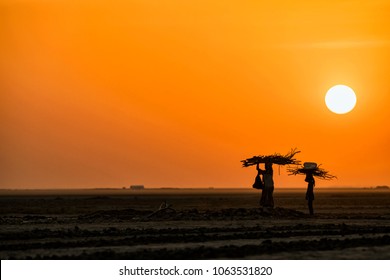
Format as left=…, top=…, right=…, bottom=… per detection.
left=241, top=148, right=301, bottom=167
left=288, top=162, right=337, bottom=180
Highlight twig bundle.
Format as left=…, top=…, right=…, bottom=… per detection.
left=288, top=165, right=337, bottom=180
left=241, top=148, right=301, bottom=167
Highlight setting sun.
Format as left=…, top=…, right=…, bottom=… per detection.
left=325, top=85, right=357, bottom=114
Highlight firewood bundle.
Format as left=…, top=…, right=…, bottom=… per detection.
left=288, top=164, right=337, bottom=180
left=241, top=148, right=301, bottom=167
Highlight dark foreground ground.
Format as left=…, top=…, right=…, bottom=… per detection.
left=1, top=188, right=390, bottom=259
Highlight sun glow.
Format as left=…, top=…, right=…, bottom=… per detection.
left=325, top=85, right=357, bottom=114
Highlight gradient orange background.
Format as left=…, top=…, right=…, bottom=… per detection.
left=1, top=0, right=390, bottom=188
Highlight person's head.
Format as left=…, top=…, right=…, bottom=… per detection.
left=265, top=162, right=273, bottom=171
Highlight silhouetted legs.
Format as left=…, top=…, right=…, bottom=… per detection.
left=260, top=187, right=274, bottom=211
left=306, top=185, right=314, bottom=215
left=307, top=199, right=314, bottom=215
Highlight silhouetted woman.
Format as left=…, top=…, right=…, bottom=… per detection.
left=305, top=172, right=315, bottom=215
left=257, top=162, right=274, bottom=211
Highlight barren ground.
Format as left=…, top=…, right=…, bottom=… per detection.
left=1, top=188, right=389, bottom=259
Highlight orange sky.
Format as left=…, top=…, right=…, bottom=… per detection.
left=1, top=0, right=390, bottom=188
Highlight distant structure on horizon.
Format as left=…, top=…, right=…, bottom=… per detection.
left=130, top=185, right=145, bottom=190
left=375, top=185, right=389, bottom=190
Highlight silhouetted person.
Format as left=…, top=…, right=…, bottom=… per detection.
left=257, top=162, right=274, bottom=211
left=305, top=172, right=315, bottom=215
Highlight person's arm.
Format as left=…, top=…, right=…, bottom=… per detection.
left=257, top=166, right=265, bottom=175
